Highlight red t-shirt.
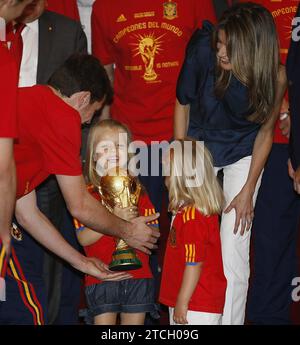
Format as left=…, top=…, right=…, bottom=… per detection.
left=0, top=43, right=18, bottom=138
left=14, top=85, right=82, bottom=198
left=92, top=0, right=216, bottom=143
left=46, top=0, right=80, bottom=21
left=240, top=0, right=299, bottom=144
left=74, top=184, right=159, bottom=286
left=159, top=206, right=227, bottom=314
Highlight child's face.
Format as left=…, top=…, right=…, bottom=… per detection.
left=94, top=128, right=128, bottom=176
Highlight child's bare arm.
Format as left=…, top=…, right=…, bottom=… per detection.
left=76, top=206, right=139, bottom=246
left=76, top=226, right=103, bottom=247
left=174, top=263, right=203, bottom=324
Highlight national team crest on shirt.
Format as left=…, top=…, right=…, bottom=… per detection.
left=163, top=1, right=178, bottom=20
left=11, top=223, right=23, bottom=242
left=169, top=226, right=177, bottom=248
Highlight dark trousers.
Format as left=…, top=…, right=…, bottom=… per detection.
left=37, top=177, right=82, bottom=325
left=0, top=221, right=47, bottom=325
left=247, top=144, right=300, bottom=325
left=138, top=144, right=170, bottom=322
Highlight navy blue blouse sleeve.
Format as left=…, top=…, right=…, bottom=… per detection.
left=176, top=21, right=214, bottom=105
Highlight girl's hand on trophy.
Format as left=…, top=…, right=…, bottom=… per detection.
left=84, top=257, right=132, bottom=281
left=113, top=205, right=139, bottom=221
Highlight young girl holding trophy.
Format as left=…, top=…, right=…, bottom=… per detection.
left=159, top=139, right=227, bottom=325
left=74, top=119, right=158, bottom=325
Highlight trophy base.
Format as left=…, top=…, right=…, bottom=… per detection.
left=109, top=249, right=142, bottom=271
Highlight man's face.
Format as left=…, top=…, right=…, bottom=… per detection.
left=17, top=0, right=46, bottom=23
left=0, top=0, right=34, bottom=22
left=80, top=100, right=103, bottom=124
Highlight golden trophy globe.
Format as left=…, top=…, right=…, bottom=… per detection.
left=98, top=168, right=143, bottom=271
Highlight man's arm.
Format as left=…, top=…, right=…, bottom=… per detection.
left=0, top=138, right=16, bottom=254
left=15, top=190, right=132, bottom=281
left=56, top=174, right=160, bottom=254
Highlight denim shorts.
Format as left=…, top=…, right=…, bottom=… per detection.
left=85, top=279, right=156, bottom=319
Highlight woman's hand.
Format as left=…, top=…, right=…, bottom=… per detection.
left=288, top=159, right=300, bottom=194
left=174, top=301, right=189, bottom=325
left=224, top=186, right=255, bottom=235
left=113, top=205, right=139, bottom=221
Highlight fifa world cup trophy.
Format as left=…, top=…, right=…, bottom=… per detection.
left=98, top=168, right=142, bottom=271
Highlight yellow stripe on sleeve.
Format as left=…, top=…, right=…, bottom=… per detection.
left=192, top=244, right=196, bottom=263
left=191, top=207, right=196, bottom=220
left=189, top=244, right=193, bottom=262
left=188, top=207, right=192, bottom=221
left=185, top=244, right=189, bottom=262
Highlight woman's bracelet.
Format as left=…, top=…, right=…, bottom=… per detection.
left=280, top=111, right=290, bottom=121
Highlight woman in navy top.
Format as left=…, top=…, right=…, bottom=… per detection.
left=174, top=3, right=287, bottom=325
left=287, top=3, right=300, bottom=194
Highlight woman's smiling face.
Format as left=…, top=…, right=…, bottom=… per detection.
left=216, top=29, right=232, bottom=71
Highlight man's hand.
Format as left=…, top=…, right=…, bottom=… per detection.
left=123, top=213, right=160, bottom=254
left=78, top=256, right=132, bottom=281
left=288, top=159, right=300, bottom=194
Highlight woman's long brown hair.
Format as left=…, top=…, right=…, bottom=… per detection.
left=213, top=2, right=280, bottom=124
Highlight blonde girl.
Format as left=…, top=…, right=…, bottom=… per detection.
left=159, top=138, right=227, bottom=325
left=74, top=119, right=159, bottom=325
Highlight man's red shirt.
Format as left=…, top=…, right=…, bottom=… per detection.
left=14, top=85, right=82, bottom=198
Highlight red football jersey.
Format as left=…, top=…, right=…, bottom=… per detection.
left=0, top=44, right=18, bottom=138
left=159, top=206, right=227, bottom=314
left=74, top=184, right=159, bottom=286
left=14, top=85, right=82, bottom=198
left=46, top=0, right=80, bottom=21
left=92, top=0, right=216, bottom=144
left=239, top=0, right=299, bottom=144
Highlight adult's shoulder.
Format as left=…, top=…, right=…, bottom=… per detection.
left=184, top=20, right=215, bottom=70
left=186, top=21, right=214, bottom=56
left=40, top=10, right=83, bottom=31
